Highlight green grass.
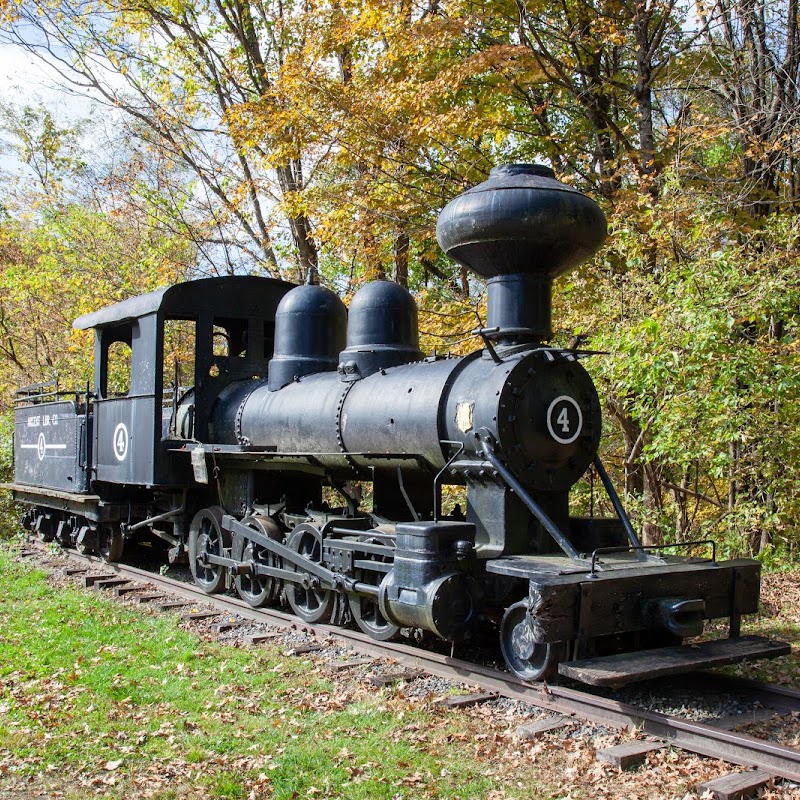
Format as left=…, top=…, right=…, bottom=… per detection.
left=0, top=545, right=558, bottom=799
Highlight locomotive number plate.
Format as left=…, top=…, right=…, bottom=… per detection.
left=546, top=396, right=583, bottom=445
left=113, top=422, right=130, bottom=461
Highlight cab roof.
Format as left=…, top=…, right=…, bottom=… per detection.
left=73, top=275, right=294, bottom=330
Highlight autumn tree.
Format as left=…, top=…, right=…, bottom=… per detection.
left=0, top=103, right=196, bottom=405
left=2, top=0, right=301, bottom=275
left=1, top=0, right=536, bottom=289
left=295, top=0, right=525, bottom=290
left=695, top=0, right=800, bottom=213
left=3, top=0, right=800, bottom=558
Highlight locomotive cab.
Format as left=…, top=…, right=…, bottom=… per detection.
left=73, top=276, right=293, bottom=488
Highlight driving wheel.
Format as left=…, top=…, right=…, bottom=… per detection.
left=284, top=523, right=335, bottom=623
left=233, top=514, right=283, bottom=608
left=188, top=506, right=227, bottom=594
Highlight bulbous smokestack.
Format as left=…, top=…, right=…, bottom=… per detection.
left=436, top=164, right=607, bottom=343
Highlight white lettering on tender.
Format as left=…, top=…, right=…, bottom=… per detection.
left=27, top=413, right=59, bottom=428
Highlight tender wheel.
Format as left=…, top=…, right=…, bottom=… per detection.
left=233, top=515, right=284, bottom=608
left=500, top=600, right=566, bottom=682
left=33, top=512, right=56, bottom=543
left=56, top=518, right=72, bottom=547
left=348, top=535, right=399, bottom=641
left=284, top=523, right=335, bottom=623
left=188, top=506, right=227, bottom=594
left=98, top=524, right=124, bottom=562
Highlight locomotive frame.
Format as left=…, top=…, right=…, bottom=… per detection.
left=5, top=165, right=789, bottom=687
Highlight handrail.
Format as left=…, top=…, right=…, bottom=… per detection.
left=589, top=539, right=716, bottom=575
left=592, top=456, right=647, bottom=561
left=14, top=388, right=89, bottom=407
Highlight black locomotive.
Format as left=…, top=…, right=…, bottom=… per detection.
left=6, top=165, right=787, bottom=686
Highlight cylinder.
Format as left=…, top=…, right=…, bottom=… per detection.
left=378, top=520, right=480, bottom=640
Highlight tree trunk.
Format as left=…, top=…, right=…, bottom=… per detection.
left=459, top=266, right=469, bottom=298
left=275, top=162, right=318, bottom=282
left=673, top=471, right=690, bottom=542
left=394, top=233, right=409, bottom=287
left=641, top=463, right=663, bottom=546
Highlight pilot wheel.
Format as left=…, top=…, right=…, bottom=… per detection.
left=500, top=600, right=566, bottom=682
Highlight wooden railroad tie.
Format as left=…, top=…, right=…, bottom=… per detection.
left=595, top=740, right=664, bottom=770
left=435, top=692, right=499, bottom=709
left=696, top=770, right=772, bottom=800
left=707, top=707, right=778, bottom=730
left=368, top=670, right=424, bottom=688
left=157, top=601, right=191, bottom=611
left=114, top=585, right=143, bottom=597
left=181, top=610, right=221, bottom=622
left=82, top=574, right=115, bottom=588
left=63, top=567, right=88, bottom=576
left=212, top=620, right=243, bottom=634
left=516, top=716, right=575, bottom=740
left=133, top=593, right=168, bottom=604
left=285, top=643, right=322, bottom=656
left=328, top=658, right=374, bottom=671
left=94, top=578, right=130, bottom=591
left=244, top=632, right=284, bottom=646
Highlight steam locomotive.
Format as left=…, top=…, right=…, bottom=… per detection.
left=6, top=165, right=787, bottom=686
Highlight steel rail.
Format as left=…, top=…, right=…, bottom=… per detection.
left=26, top=542, right=800, bottom=783
left=689, top=671, right=800, bottom=715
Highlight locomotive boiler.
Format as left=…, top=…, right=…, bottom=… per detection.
left=7, top=164, right=788, bottom=686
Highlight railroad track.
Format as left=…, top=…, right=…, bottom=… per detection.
left=18, top=541, right=800, bottom=792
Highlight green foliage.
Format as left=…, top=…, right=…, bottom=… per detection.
left=0, top=204, right=194, bottom=403
left=555, top=181, right=800, bottom=555
left=0, top=101, right=197, bottom=406
left=0, top=412, right=12, bottom=483
left=0, top=102, right=88, bottom=192
left=0, top=413, right=17, bottom=537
